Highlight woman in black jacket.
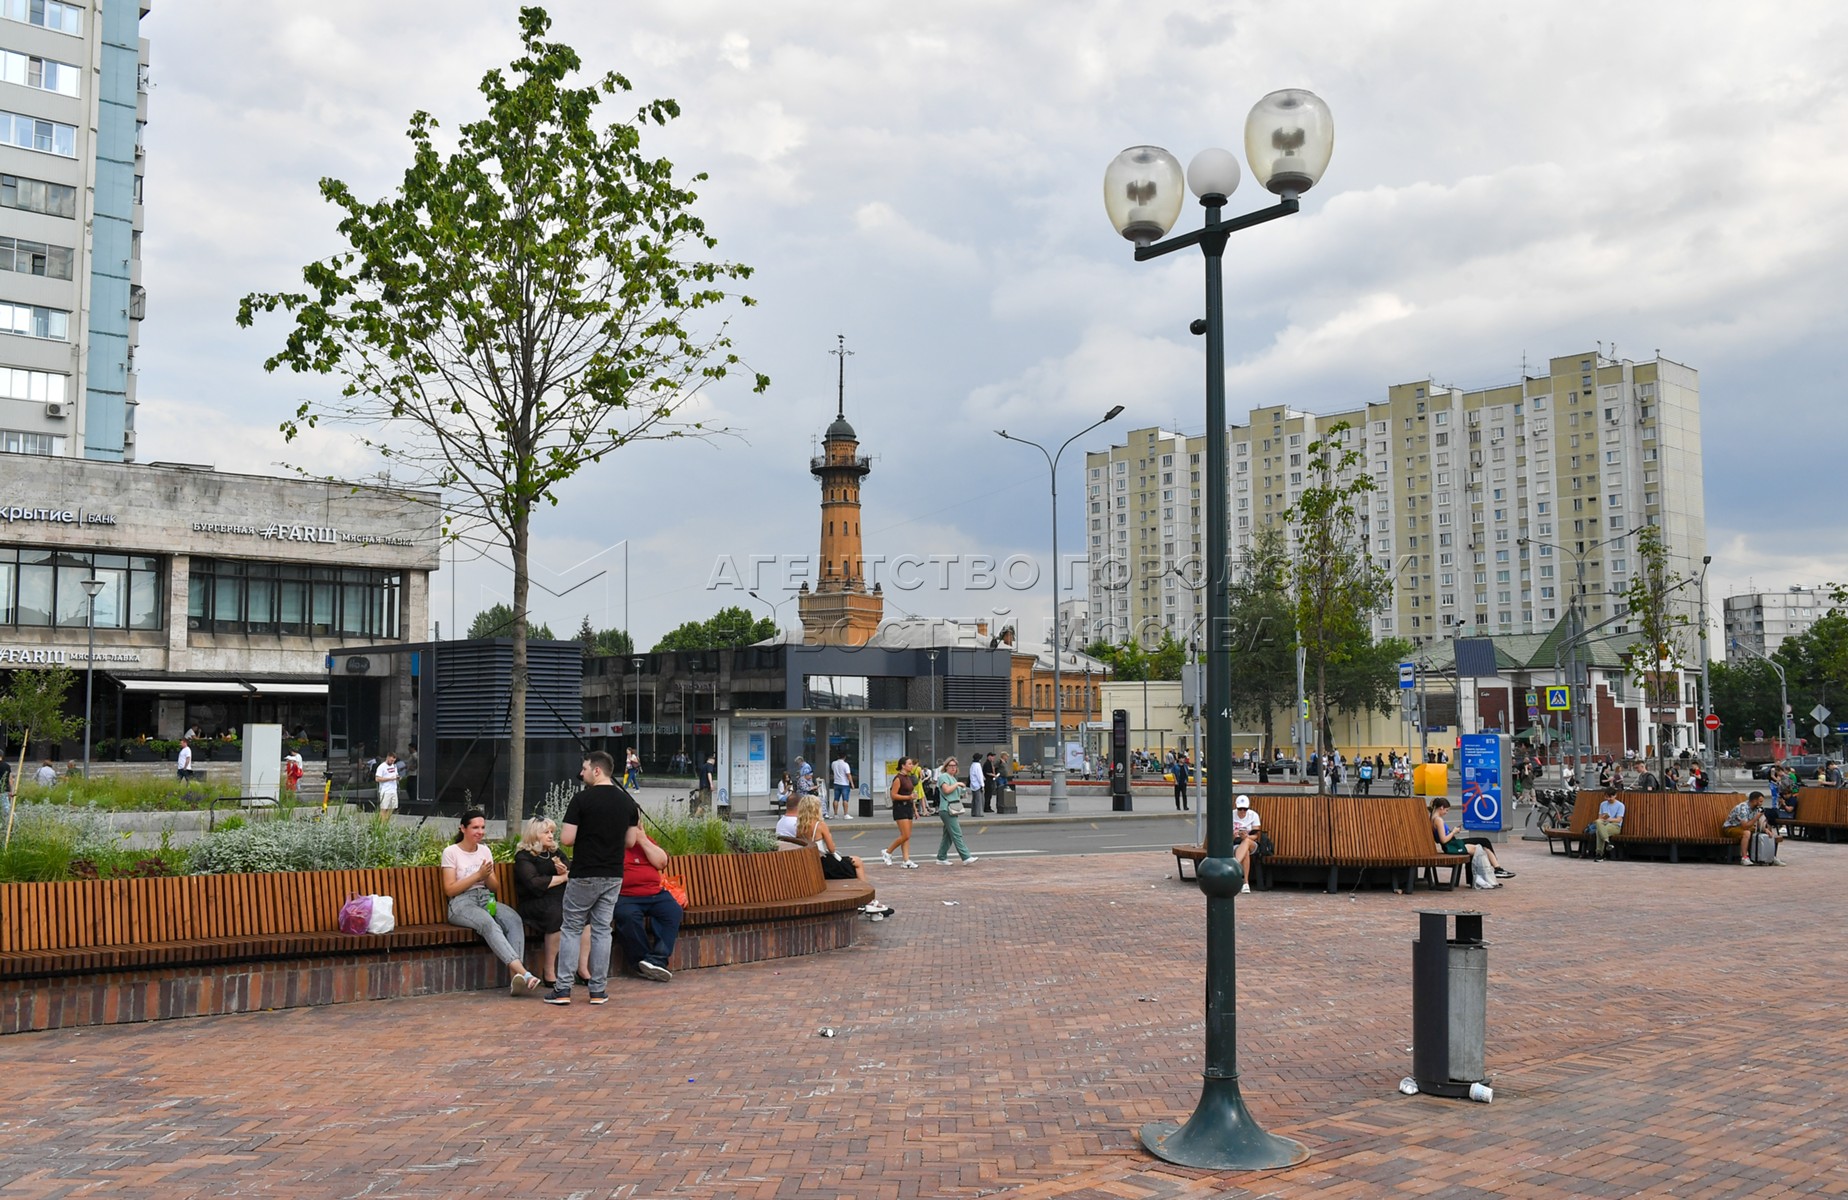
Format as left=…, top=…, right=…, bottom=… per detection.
left=513, top=817, right=570, bottom=988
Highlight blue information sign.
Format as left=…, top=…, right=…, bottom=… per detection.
left=1459, top=733, right=1504, bottom=832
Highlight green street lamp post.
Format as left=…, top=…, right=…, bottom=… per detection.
left=997, top=406, right=1125, bottom=810
left=1106, top=89, right=1333, bottom=1172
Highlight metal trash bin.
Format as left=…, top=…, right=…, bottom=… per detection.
left=1412, top=910, right=1488, bottom=1098
left=858, top=787, right=874, bottom=819
left=998, top=784, right=1017, bottom=815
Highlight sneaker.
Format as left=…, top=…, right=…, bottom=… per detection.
left=637, top=961, right=673, bottom=982
left=543, top=990, right=572, bottom=1006
left=587, top=992, right=610, bottom=1005
left=1740, top=857, right=1752, bottom=866
left=936, top=858, right=950, bottom=864
left=903, top=860, right=918, bottom=869
left=1494, top=868, right=1515, bottom=879
left=1240, top=883, right=1251, bottom=894
left=881, top=849, right=893, bottom=867
left=961, top=856, right=979, bottom=865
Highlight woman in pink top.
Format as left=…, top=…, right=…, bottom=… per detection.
left=441, top=808, right=543, bottom=995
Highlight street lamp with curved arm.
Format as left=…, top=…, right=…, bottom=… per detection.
left=1108, top=88, right=1333, bottom=1173
left=996, top=404, right=1126, bottom=812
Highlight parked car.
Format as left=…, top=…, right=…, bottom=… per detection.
left=1753, top=754, right=1828, bottom=780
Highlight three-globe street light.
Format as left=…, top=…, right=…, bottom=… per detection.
left=1106, top=88, right=1333, bottom=1172
left=997, top=405, right=1126, bottom=812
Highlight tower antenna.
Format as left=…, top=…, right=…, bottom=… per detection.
left=829, top=333, right=854, bottom=419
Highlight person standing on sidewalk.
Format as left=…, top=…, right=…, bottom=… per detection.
left=934, top=757, right=977, bottom=864
left=982, top=752, right=1000, bottom=814
left=546, top=750, right=642, bottom=1007
left=374, top=752, right=401, bottom=824
left=830, top=750, right=855, bottom=820
left=1172, top=753, right=1190, bottom=812
left=883, top=756, right=921, bottom=868
left=968, top=754, right=986, bottom=817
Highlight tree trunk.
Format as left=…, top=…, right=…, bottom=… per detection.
left=508, top=513, right=530, bottom=832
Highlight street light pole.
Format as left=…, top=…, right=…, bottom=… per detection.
left=80, top=577, right=104, bottom=779
left=997, top=405, right=1125, bottom=812
left=1107, top=89, right=1332, bottom=1171
left=1698, top=556, right=1714, bottom=767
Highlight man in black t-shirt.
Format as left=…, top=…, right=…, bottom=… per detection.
left=546, top=749, right=642, bottom=1006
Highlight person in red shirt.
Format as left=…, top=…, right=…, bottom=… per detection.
left=614, top=829, right=682, bottom=982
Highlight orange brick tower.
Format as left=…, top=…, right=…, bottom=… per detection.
left=798, top=336, right=884, bottom=646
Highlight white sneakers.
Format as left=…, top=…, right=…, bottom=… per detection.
left=961, top=856, right=979, bottom=865
left=1239, top=883, right=1251, bottom=894
left=881, top=849, right=893, bottom=866
left=902, top=860, right=918, bottom=869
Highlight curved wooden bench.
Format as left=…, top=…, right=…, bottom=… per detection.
left=1, top=851, right=874, bottom=1032
left=1789, top=787, right=1848, bottom=841
left=1543, top=790, right=1607, bottom=856
left=1169, top=795, right=1461, bottom=893
left=1610, top=792, right=1742, bottom=862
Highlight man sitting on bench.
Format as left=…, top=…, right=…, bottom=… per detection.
left=1723, top=792, right=1781, bottom=866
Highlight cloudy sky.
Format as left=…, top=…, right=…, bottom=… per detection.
left=135, top=1, right=1848, bottom=650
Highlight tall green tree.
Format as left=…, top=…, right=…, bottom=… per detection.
left=1286, top=421, right=1391, bottom=755
left=1617, top=523, right=1691, bottom=777
left=238, top=9, right=765, bottom=827
left=575, top=614, right=632, bottom=657
left=1, top=665, right=82, bottom=847
left=1709, top=658, right=1784, bottom=745
left=1225, top=525, right=1295, bottom=754
left=469, top=603, right=554, bottom=641
left=652, top=606, right=776, bottom=651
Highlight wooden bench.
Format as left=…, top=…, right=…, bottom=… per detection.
left=1788, top=787, right=1848, bottom=842
left=1, top=852, right=874, bottom=1033
left=1543, top=790, right=1607, bottom=856
left=1171, top=795, right=1462, bottom=894
left=1611, top=792, right=1746, bottom=863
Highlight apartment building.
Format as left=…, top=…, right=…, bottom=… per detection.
left=0, top=0, right=147, bottom=462
left=1086, top=351, right=1707, bottom=651
left=1724, top=586, right=1831, bottom=660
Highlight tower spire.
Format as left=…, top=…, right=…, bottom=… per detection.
left=829, top=333, right=853, bottom=419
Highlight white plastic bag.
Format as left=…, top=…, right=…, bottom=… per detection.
left=365, top=895, right=396, bottom=933
left=1469, top=851, right=1496, bottom=890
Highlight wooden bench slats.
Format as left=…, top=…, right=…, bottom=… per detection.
left=2, top=851, right=865, bottom=980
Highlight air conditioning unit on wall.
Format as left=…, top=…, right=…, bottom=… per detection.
left=45, top=401, right=67, bottom=418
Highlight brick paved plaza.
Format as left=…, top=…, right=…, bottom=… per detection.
left=3, top=834, right=1845, bottom=1199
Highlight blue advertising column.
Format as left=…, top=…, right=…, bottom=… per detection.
left=1459, top=733, right=1510, bottom=833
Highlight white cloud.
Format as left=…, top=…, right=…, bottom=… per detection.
left=122, top=0, right=1848, bottom=645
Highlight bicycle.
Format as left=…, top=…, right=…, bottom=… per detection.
left=1390, top=772, right=1410, bottom=796
left=1524, top=786, right=1576, bottom=831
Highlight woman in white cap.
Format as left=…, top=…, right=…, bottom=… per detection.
left=1232, top=794, right=1262, bottom=894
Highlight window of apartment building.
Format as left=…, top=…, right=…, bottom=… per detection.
left=0, top=0, right=82, bottom=34
left=1115, top=478, right=1125, bottom=491
left=1161, top=454, right=1172, bottom=466
left=0, top=110, right=75, bottom=157
left=0, top=234, right=72, bottom=280
left=0, top=547, right=161, bottom=629
left=0, top=172, right=75, bottom=219
left=1438, top=532, right=1453, bottom=547
left=0, top=49, right=79, bottom=96
left=1162, top=472, right=1173, bottom=484
left=1604, top=450, right=1620, bottom=464
left=0, top=427, right=61, bottom=454
left=0, top=365, right=64, bottom=405
left=1433, top=411, right=1448, bottom=426
left=0, top=300, right=67, bottom=340
left=1288, top=434, right=1301, bottom=446
left=1645, top=492, right=1658, bottom=506
left=1433, top=433, right=1448, bottom=447
left=1114, top=462, right=1125, bottom=473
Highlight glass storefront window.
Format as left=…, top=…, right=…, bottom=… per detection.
left=0, top=545, right=155, bottom=629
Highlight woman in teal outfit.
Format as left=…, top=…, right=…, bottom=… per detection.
left=934, top=757, right=978, bottom=864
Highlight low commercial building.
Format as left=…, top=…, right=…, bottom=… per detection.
left=0, top=455, right=440, bottom=754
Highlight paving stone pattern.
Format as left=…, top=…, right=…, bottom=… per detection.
left=2, top=837, right=1844, bottom=1198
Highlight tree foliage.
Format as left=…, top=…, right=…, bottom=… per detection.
left=652, top=606, right=776, bottom=652
left=1618, top=524, right=1691, bottom=774
left=1224, top=524, right=1295, bottom=752
left=1286, top=421, right=1391, bottom=754
left=469, top=603, right=555, bottom=641
left=575, top=615, right=632, bottom=657
left=237, top=8, right=764, bottom=826
left=1, top=665, right=83, bottom=847
left=1082, top=634, right=1184, bottom=682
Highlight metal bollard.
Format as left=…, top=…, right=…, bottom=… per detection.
left=1411, top=910, right=1488, bottom=1098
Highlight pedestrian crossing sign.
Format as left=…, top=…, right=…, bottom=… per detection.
left=1544, top=686, right=1571, bottom=712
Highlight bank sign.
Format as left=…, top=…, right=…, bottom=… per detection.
left=1, top=506, right=117, bottom=526
left=0, top=646, right=142, bottom=665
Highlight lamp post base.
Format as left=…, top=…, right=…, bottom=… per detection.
left=1140, top=1077, right=1308, bottom=1171
left=1047, top=765, right=1069, bottom=813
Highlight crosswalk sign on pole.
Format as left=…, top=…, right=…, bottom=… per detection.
left=1544, top=686, right=1571, bottom=712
